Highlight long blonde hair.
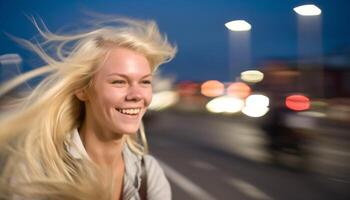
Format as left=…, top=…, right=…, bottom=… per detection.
left=0, top=17, right=176, bottom=199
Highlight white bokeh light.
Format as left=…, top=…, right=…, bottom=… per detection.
left=245, top=94, right=269, bottom=107
left=225, top=20, right=251, bottom=31
left=243, top=94, right=270, bottom=117
left=242, top=106, right=269, bottom=118
left=294, top=5, right=321, bottom=16
left=206, top=96, right=244, bottom=113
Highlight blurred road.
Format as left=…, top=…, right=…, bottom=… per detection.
left=145, top=111, right=349, bottom=200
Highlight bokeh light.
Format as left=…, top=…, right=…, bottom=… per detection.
left=226, top=82, right=251, bottom=98
left=206, top=96, right=244, bottom=113
left=242, top=94, right=270, bottom=117
left=285, top=94, right=310, bottom=111
left=242, top=106, right=269, bottom=118
left=201, top=80, right=225, bottom=97
left=293, top=4, right=321, bottom=16
left=240, top=70, right=264, bottom=83
left=245, top=94, right=269, bottom=108
left=225, top=20, right=251, bottom=31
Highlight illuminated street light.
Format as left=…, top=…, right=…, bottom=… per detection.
left=240, top=70, right=264, bottom=83
left=245, top=94, right=269, bottom=108
left=293, top=4, right=321, bottom=16
left=295, top=4, right=323, bottom=97
left=285, top=94, right=310, bottom=111
left=225, top=20, right=251, bottom=31
left=226, top=19, right=252, bottom=81
left=226, top=82, right=251, bottom=98
left=206, top=96, right=244, bottom=113
left=242, top=106, right=269, bottom=118
left=201, top=80, right=224, bottom=97
left=242, top=94, right=270, bottom=117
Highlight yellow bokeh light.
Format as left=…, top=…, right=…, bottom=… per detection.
left=240, top=70, right=264, bottom=83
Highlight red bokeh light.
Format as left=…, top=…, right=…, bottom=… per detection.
left=285, top=94, right=310, bottom=111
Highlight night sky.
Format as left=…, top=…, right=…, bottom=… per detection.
left=1, top=0, right=350, bottom=82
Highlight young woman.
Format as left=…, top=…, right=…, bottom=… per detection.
left=0, top=17, right=176, bottom=200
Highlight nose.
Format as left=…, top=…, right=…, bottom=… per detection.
left=125, top=85, right=142, bottom=102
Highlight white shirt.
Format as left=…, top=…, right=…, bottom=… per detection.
left=68, top=129, right=171, bottom=200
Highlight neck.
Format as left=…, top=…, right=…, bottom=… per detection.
left=78, top=121, right=125, bottom=171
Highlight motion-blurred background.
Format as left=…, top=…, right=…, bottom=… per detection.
left=1, top=0, right=349, bottom=199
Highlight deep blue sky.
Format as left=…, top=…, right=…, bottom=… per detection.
left=1, top=0, right=350, bottom=81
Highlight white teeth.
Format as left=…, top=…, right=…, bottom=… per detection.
left=117, top=108, right=141, bottom=115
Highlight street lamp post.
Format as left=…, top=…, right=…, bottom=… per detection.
left=294, top=4, right=324, bottom=98
left=225, top=20, right=252, bottom=81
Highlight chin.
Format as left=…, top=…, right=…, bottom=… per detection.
left=120, top=126, right=140, bottom=135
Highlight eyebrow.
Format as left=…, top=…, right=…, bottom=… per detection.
left=107, top=73, right=152, bottom=79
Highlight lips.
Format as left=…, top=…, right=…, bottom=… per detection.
left=116, top=108, right=142, bottom=115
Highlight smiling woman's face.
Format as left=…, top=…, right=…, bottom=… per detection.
left=82, top=47, right=152, bottom=137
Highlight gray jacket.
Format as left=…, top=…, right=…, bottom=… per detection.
left=68, top=129, right=172, bottom=200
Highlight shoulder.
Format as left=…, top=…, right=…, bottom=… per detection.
left=143, top=155, right=167, bottom=181
left=143, top=154, right=163, bottom=172
left=143, top=154, right=172, bottom=200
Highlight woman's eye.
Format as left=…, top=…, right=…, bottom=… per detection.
left=111, top=80, right=126, bottom=85
left=141, top=80, right=152, bottom=85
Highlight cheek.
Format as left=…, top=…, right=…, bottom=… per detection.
left=90, top=87, right=123, bottom=107
left=104, top=91, right=122, bottom=103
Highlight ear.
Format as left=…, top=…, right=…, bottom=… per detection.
left=75, top=88, right=88, bottom=102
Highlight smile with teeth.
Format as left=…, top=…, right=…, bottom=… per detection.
left=116, top=108, right=141, bottom=115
